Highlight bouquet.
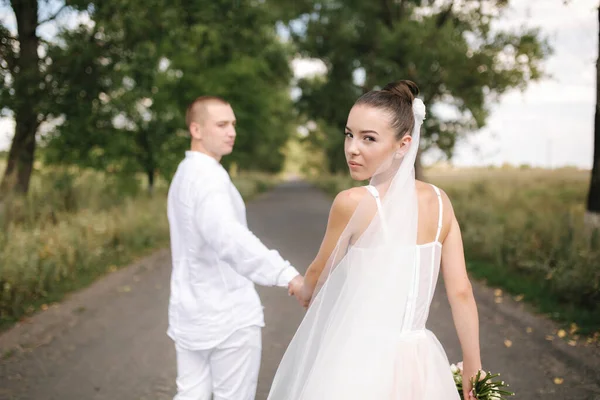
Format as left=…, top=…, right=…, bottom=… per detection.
left=450, top=362, right=514, bottom=399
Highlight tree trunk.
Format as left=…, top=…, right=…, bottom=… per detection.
left=0, top=0, right=40, bottom=197
left=586, top=6, right=600, bottom=227
left=146, top=168, right=155, bottom=195
left=137, top=129, right=156, bottom=195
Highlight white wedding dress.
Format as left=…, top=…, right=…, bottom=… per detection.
left=268, top=97, right=461, bottom=399
left=268, top=184, right=460, bottom=399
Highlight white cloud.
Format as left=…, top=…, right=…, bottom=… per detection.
left=37, top=10, right=94, bottom=40
left=501, top=81, right=595, bottom=106
left=494, top=0, right=597, bottom=31
left=452, top=0, right=597, bottom=169
left=1, top=2, right=94, bottom=38
left=0, top=118, right=15, bottom=151
left=452, top=101, right=594, bottom=169
left=291, top=58, right=327, bottom=79
left=0, top=7, right=16, bottom=35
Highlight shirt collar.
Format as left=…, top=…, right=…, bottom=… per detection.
left=185, top=150, right=220, bottom=166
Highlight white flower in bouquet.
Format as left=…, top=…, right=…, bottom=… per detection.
left=450, top=361, right=514, bottom=399
left=453, top=374, right=463, bottom=385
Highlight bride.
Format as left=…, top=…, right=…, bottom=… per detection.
left=269, top=80, right=481, bottom=399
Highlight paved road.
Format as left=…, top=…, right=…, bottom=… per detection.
left=0, top=181, right=598, bottom=399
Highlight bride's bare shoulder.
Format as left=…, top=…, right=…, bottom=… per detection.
left=336, top=186, right=367, bottom=205
left=330, top=186, right=367, bottom=219
left=415, top=179, right=455, bottom=224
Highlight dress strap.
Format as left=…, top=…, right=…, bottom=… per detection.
left=431, top=184, right=443, bottom=242
left=365, top=185, right=382, bottom=210
left=365, top=185, right=388, bottom=240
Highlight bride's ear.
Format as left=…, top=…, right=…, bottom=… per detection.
left=394, top=134, right=412, bottom=157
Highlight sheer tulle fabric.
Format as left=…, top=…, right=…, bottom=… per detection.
left=268, top=99, right=459, bottom=399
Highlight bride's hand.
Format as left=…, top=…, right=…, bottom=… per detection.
left=294, top=283, right=312, bottom=309
left=461, top=361, right=483, bottom=400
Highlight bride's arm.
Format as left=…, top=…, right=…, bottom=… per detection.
left=440, top=197, right=482, bottom=397
left=300, top=187, right=363, bottom=300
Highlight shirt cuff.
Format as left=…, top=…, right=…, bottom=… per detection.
left=276, top=266, right=300, bottom=287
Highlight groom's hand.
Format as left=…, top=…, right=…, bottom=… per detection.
left=287, top=275, right=304, bottom=297
left=294, top=284, right=312, bottom=309
left=288, top=276, right=312, bottom=308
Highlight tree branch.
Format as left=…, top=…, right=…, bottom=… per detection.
left=37, top=112, right=51, bottom=125
left=380, top=0, right=394, bottom=29
left=396, top=0, right=408, bottom=22
left=435, top=0, right=455, bottom=28
left=0, top=28, right=17, bottom=74
left=38, top=4, right=68, bottom=26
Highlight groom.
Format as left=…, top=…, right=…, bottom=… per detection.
left=167, top=96, right=304, bottom=400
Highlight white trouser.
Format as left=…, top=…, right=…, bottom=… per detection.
left=174, top=326, right=262, bottom=400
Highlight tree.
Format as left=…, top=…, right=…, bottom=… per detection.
left=1, top=0, right=43, bottom=196
left=278, top=0, right=552, bottom=176
left=162, top=0, right=295, bottom=173
left=42, top=0, right=295, bottom=188
left=0, top=0, right=86, bottom=197
left=41, top=2, right=185, bottom=192
left=586, top=4, right=600, bottom=226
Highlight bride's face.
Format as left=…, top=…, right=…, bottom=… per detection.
left=344, top=105, right=410, bottom=181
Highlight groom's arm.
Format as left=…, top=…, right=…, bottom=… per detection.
left=194, top=182, right=299, bottom=287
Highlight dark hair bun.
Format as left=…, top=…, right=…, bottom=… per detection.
left=354, top=79, right=420, bottom=138
left=382, top=80, right=419, bottom=103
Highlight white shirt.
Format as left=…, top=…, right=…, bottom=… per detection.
left=167, top=151, right=299, bottom=350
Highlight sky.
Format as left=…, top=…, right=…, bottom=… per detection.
left=292, top=0, right=598, bottom=169
left=455, top=0, right=597, bottom=169
left=0, top=0, right=598, bottom=169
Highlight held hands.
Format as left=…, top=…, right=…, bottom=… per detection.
left=287, top=275, right=303, bottom=296
left=287, top=275, right=312, bottom=309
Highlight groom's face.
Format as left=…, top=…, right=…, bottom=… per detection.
left=190, top=102, right=237, bottom=160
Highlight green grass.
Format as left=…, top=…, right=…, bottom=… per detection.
left=232, top=172, right=282, bottom=200
left=467, top=261, right=598, bottom=336
left=0, top=196, right=170, bottom=331
left=313, top=166, right=600, bottom=335
left=0, top=165, right=278, bottom=332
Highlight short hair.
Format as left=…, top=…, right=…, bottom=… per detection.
left=185, top=96, right=229, bottom=128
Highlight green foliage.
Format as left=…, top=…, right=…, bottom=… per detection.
left=277, top=0, right=552, bottom=172
left=0, top=0, right=297, bottom=187
left=434, top=169, right=599, bottom=333
left=162, top=0, right=295, bottom=173
left=432, top=169, right=599, bottom=319
left=0, top=164, right=166, bottom=329
left=0, top=163, right=278, bottom=330
left=0, top=195, right=169, bottom=330
left=0, top=23, right=17, bottom=117
left=232, top=172, right=282, bottom=200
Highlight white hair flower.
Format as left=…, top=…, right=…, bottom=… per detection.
left=412, top=98, right=426, bottom=123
